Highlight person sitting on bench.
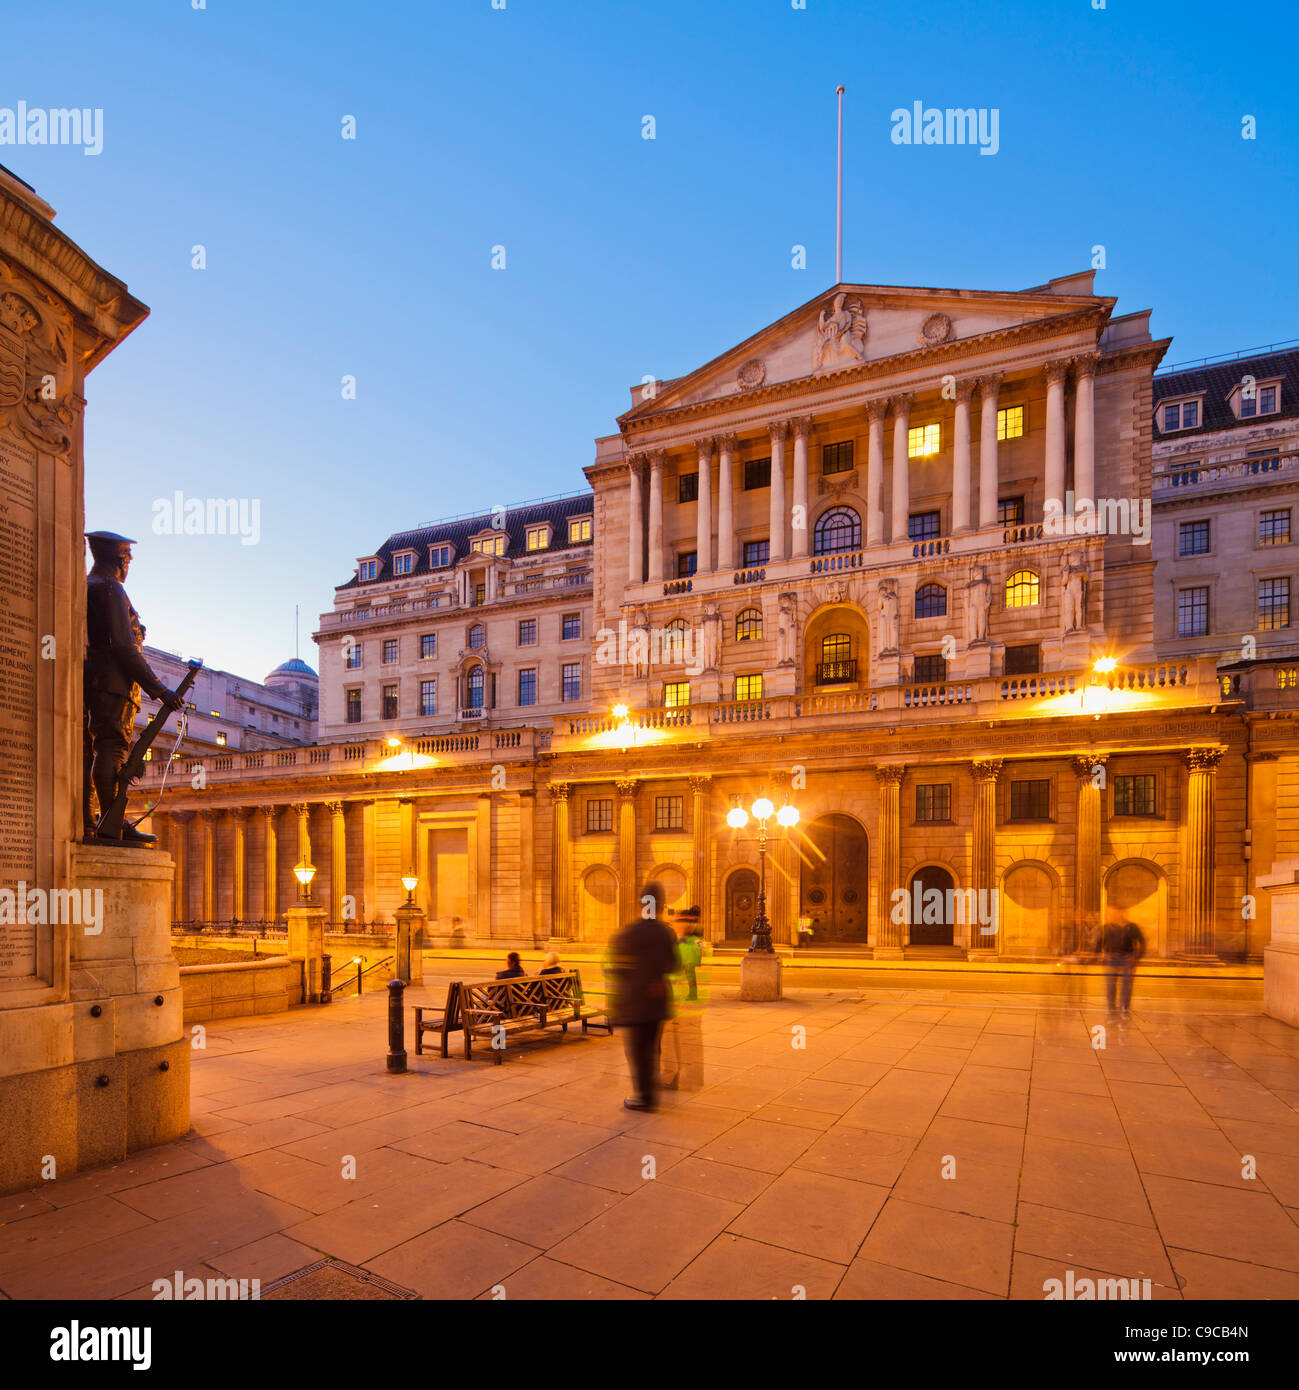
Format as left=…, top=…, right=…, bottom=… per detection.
left=538, top=952, right=563, bottom=975
left=496, top=951, right=525, bottom=979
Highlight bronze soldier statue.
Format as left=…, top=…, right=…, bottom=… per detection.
left=84, top=531, right=184, bottom=845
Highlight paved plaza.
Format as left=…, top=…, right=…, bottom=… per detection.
left=4, top=974, right=1299, bottom=1301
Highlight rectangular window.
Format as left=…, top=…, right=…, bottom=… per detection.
left=822, top=441, right=853, bottom=475
left=1260, top=385, right=1277, bottom=414
left=908, top=510, right=942, bottom=542
left=474, top=583, right=486, bottom=606
left=655, top=795, right=684, bottom=831
left=1163, top=404, right=1181, bottom=430
left=743, top=539, right=770, bottom=567
left=1114, top=774, right=1156, bottom=817
left=1177, top=586, right=1209, bottom=638
left=358, top=559, right=377, bottom=581
left=907, top=423, right=941, bottom=458
left=586, top=797, right=613, bottom=833
left=518, top=668, right=537, bottom=706
left=419, top=680, right=437, bottom=717
left=1009, top=779, right=1051, bottom=820
left=1004, top=643, right=1041, bottom=675
left=913, top=654, right=947, bottom=683
left=664, top=680, right=690, bottom=708
left=735, top=673, right=764, bottom=701
left=997, top=406, right=1024, bottom=441
left=1183, top=401, right=1199, bottom=428
left=345, top=643, right=363, bottom=670
left=1178, top=520, right=1211, bottom=557
left=1259, top=577, right=1291, bottom=630
left=677, top=551, right=697, bottom=577
left=1241, top=393, right=1257, bottom=418
left=420, top=633, right=437, bottom=660
left=678, top=472, right=699, bottom=503
left=518, top=619, right=537, bottom=646
left=744, top=456, right=771, bottom=491
left=428, top=544, right=452, bottom=568
left=562, top=662, right=581, bottom=702
left=381, top=684, right=398, bottom=720
left=1260, top=509, right=1291, bottom=546
left=568, top=517, right=593, bottom=543
left=393, top=553, right=414, bottom=576
left=382, top=639, right=399, bottom=664
left=526, top=525, right=549, bottom=551
left=562, top=612, right=581, bottom=640
left=916, top=784, right=952, bottom=823
left=345, top=689, right=362, bottom=723
left=998, top=496, right=1025, bottom=526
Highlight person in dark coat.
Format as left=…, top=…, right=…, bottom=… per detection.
left=607, top=880, right=680, bottom=1111
left=538, top=952, right=563, bottom=975
left=1101, top=910, right=1146, bottom=1019
left=496, top=951, right=525, bottom=979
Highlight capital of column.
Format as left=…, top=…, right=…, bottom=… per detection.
left=977, top=373, right=1003, bottom=401
left=259, top=805, right=277, bottom=823
left=793, top=415, right=814, bottom=440
left=325, top=800, right=344, bottom=818
left=648, top=448, right=666, bottom=471
left=1071, top=753, right=1109, bottom=779
left=616, top=778, right=638, bottom=799
left=716, top=432, right=737, bottom=453
left=290, top=801, right=309, bottom=819
left=1071, top=351, right=1101, bottom=380
left=970, top=758, right=1003, bottom=782
left=229, top=806, right=249, bottom=821
left=874, top=764, right=906, bottom=786
left=865, top=398, right=889, bottom=424
left=1042, top=359, right=1070, bottom=387
left=696, top=436, right=715, bottom=462
left=768, top=420, right=789, bottom=444
left=1185, top=747, right=1224, bottom=773
left=954, top=379, right=977, bottom=404
left=889, top=392, right=914, bottom=417
left=548, top=781, right=571, bottom=802
left=628, top=454, right=648, bottom=482
left=687, top=773, right=713, bottom=794
left=199, top=809, right=220, bottom=824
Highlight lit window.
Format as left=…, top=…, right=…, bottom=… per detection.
left=381, top=684, right=398, bottom=720
left=469, top=624, right=485, bottom=649
left=586, top=798, right=613, bottom=832
left=393, top=552, right=414, bottom=576
left=664, top=680, right=690, bottom=707
left=420, top=634, right=436, bottom=659
left=568, top=517, right=593, bottom=543
left=1260, top=510, right=1291, bottom=547
left=1114, top=775, right=1156, bottom=816
left=1177, top=586, right=1209, bottom=638
left=908, top=423, right=941, bottom=457
left=736, top=608, right=762, bottom=641
left=997, top=406, right=1024, bottom=441
left=1259, top=577, right=1290, bottom=631
left=916, top=785, right=951, bottom=822
left=518, top=669, right=537, bottom=706
left=813, top=506, right=861, bottom=555
left=915, top=583, right=947, bottom=619
left=474, top=583, right=485, bottom=606
left=561, top=662, right=581, bottom=702
left=471, top=533, right=507, bottom=556
left=1278, top=668, right=1298, bottom=690
left=346, top=690, right=362, bottom=723
left=358, top=559, right=377, bottom=581
left=419, top=680, right=437, bottom=717
left=1005, top=569, right=1040, bottom=608
left=735, top=673, right=764, bottom=702
left=526, top=525, right=550, bottom=552
left=818, top=634, right=853, bottom=684
left=215, top=732, right=227, bottom=746
left=655, top=795, right=684, bottom=831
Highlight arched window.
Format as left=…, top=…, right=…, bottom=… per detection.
left=468, top=623, right=486, bottom=649
left=818, top=633, right=854, bottom=683
left=813, top=506, right=862, bottom=555
left=736, top=608, right=762, bottom=641
left=663, top=618, right=688, bottom=658
left=467, top=667, right=484, bottom=709
left=1005, top=569, right=1041, bottom=609
left=915, top=583, right=947, bottom=619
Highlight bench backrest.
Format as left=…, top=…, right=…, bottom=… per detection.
left=455, top=971, right=585, bottom=1022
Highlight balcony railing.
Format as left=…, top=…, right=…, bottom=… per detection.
left=1154, top=452, right=1299, bottom=493
left=815, top=659, right=857, bottom=685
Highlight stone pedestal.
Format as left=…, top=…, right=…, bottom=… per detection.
left=286, top=903, right=326, bottom=1003
left=1260, top=861, right=1299, bottom=1027
left=874, top=653, right=903, bottom=687
left=395, top=905, right=425, bottom=984
left=739, top=952, right=783, bottom=1001
left=960, top=642, right=996, bottom=679
left=765, top=666, right=796, bottom=697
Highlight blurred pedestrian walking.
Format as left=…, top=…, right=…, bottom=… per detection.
left=607, top=880, right=680, bottom=1112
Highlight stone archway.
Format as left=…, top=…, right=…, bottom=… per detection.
left=580, top=865, right=618, bottom=944
left=798, top=813, right=869, bottom=943
left=803, top=604, right=871, bottom=692
left=1001, top=861, right=1057, bottom=958
left=907, top=865, right=956, bottom=946
left=1104, top=860, right=1165, bottom=957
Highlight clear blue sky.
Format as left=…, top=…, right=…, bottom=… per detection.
left=5, top=0, right=1296, bottom=680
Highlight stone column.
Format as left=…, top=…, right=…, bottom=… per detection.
left=717, top=433, right=736, bottom=570
left=791, top=417, right=811, bottom=559
left=689, top=774, right=712, bottom=938
left=647, top=450, right=665, bottom=583
left=200, top=809, right=218, bottom=925
left=866, top=400, right=888, bottom=547
left=518, top=789, right=536, bottom=942
left=768, top=421, right=788, bottom=562
left=359, top=799, right=377, bottom=926
left=1183, top=748, right=1223, bottom=958
left=890, top=394, right=913, bottom=543
left=627, top=456, right=646, bottom=585
left=696, top=437, right=714, bottom=573
left=231, top=807, right=248, bottom=924
left=1072, top=754, right=1107, bottom=952
left=875, top=765, right=905, bottom=955
left=617, top=778, right=639, bottom=924
left=549, top=782, right=572, bottom=937
left=1073, top=353, right=1098, bottom=512
left=1044, top=360, right=1069, bottom=516
left=173, top=811, right=191, bottom=924
left=970, top=760, right=1003, bottom=955
left=327, top=800, right=347, bottom=926
left=978, top=374, right=1002, bottom=529
left=952, top=381, right=974, bottom=533
left=261, top=805, right=278, bottom=922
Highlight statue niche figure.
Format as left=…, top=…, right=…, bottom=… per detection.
left=84, top=531, right=184, bottom=845
left=877, top=580, right=899, bottom=654
left=1063, top=551, right=1089, bottom=633
left=966, top=565, right=992, bottom=643
left=776, top=593, right=798, bottom=666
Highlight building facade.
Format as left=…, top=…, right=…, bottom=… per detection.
left=138, top=276, right=1299, bottom=961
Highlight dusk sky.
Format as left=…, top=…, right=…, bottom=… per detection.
left=6, top=0, right=1296, bottom=680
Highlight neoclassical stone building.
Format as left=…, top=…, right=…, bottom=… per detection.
left=139, top=274, right=1296, bottom=961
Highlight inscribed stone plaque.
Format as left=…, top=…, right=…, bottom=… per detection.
left=0, top=429, right=37, bottom=978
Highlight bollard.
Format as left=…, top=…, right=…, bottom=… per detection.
left=357, top=960, right=363, bottom=996
left=321, top=953, right=332, bottom=1005
left=387, top=978, right=407, bottom=1073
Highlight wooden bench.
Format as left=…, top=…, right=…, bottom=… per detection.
left=415, top=971, right=610, bottom=1064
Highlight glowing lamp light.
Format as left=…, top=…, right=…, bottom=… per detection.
left=752, top=796, right=775, bottom=821
left=1093, top=657, right=1118, bottom=675
left=726, top=804, right=749, bottom=830
left=401, top=873, right=419, bottom=908
left=611, top=703, right=629, bottom=721
left=777, top=803, right=800, bottom=828
left=293, top=861, right=316, bottom=901
left=386, top=736, right=403, bottom=748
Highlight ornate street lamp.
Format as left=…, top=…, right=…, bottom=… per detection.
left=728, top=793, right=800, bottom=952
left=293, top=860, right=316, bottom=903
left=401, top=873, right=419, bottom=908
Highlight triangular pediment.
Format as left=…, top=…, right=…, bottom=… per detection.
left=622, top=277, right=1112, bottom=421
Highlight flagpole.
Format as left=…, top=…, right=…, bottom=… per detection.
left=835, top=85, right=845, bottom=284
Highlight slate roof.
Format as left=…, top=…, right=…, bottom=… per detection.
left=340, top=493, right=594, bottom=589
left=1153, top=347, right=1299, bottom=440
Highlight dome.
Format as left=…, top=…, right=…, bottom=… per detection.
left=266, top=657, right=318, bottom=682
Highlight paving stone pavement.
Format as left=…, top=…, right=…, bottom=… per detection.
left=4, top=979, right=1299, bottom=1301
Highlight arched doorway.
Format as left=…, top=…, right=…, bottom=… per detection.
left=799, top=814, right=869, bottom=943
left=580, top=866, right=618, bottom=944
left=1002, top=862, right=1056, bottom=957
left=907, top=866, right=955, bottom=947
left=725, top=868, right=759, bottom=940
left=1105, top=860, right=1164, bottom=956
left=652, top=864, right=689, bottom=916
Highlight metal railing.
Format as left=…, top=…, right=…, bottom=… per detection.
left=815, top=659, right=857, bottom=685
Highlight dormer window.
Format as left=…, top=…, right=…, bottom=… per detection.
left=428, top=543, right=453, bottom=568
left=471, top=532, right=507, bottom=557
left=1159, top=397, right=1201, bottom=432
left=392, top=550, right=416, bottom=576
left=526, top=523, right=552, bottom=552
left=1235, top=378, right=1282, bottom=420
left=357, top=557, right=379, bottom=582
left=568, top=516, right=593, bottom=543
